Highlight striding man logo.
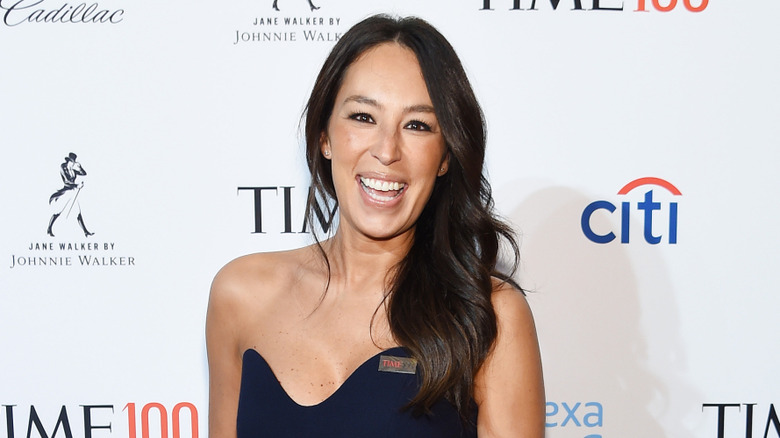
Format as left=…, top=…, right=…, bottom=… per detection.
left=272, top=0, right=320, bottom=11
left=47, top=152, right=94, bottom=237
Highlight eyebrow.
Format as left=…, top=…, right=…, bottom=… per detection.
left=343, top=95, right=436, bottom=114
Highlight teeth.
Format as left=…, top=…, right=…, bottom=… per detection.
left=360, top=177, right=405, bottom=192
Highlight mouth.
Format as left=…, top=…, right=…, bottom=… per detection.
left=359, top=176, right=406, bottom=202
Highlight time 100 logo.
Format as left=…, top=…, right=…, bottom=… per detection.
left=1, top=402, right=198, bottom=438
left=479, top=0, right=708, bottom=12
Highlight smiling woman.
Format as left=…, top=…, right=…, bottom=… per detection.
left=206, top=14, right=544, bottom=438
left=323, top=42, right=448, bottom=242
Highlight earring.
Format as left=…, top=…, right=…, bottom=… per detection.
left=324, top=150, right=331, bottom=157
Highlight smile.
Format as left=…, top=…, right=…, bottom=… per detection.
left=359, top=176, right=406, bottom=202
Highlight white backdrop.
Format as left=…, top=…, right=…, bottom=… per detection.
left=2, top=1, right=779, bottom=437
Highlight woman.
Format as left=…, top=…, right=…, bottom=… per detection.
left=207, top=14, right=544, bottom=437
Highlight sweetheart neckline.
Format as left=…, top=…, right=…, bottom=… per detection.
left=242, top=346, right=408, bottom=408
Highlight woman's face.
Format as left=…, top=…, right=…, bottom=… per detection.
left=322, top=42, right=448, bottom=243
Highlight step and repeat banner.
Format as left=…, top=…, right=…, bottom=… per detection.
left=2, top=1, right=778, bottom=437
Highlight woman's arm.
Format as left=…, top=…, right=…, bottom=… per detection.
left=475, top=283, right=545, bottom=437
left=205, top=264, right=246, bottom=438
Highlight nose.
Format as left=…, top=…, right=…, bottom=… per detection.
left=370, top=126, right=401, bottom=166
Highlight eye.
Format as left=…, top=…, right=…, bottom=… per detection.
left=349, top=112, right=374, bottom=124
left=405, top=120, right=432, bottom=132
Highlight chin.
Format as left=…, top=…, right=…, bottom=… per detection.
left=351, top=218, right=415, bottom=242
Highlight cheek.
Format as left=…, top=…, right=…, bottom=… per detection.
left=329, top=124, right=365, bottom=156
left=417, top=141, right=448, bottom=172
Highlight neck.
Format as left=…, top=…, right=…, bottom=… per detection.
left=321, top=227, right=413, bottom=296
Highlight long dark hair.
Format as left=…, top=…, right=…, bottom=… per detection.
left=303, top=14, right=520, bottom=421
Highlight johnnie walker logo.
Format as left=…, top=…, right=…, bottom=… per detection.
left=234, top=0, right=343, bottom=45
left=47, top=152, right=94, bottom=238
left=271, top=0, right=320, bottom=11
left=7, top=152, right=137, bottom=270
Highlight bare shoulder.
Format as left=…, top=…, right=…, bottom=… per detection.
left=208, top=252, right=280, bottom=323
left=474, top=279, right=545, bottom=437
left=211, top=246, right=318, bottom=300
left=490, top=279, right=535, bottom=329
left=484, top=280, right=541, bottom=387
left=206, top=248, right=315, bottom=438
left=212, top=249, right=300, bottom=289
left=207, top=246, right=320, bottom=347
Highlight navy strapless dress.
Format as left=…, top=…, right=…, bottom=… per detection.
left=236, top=347, right=477, bottom=437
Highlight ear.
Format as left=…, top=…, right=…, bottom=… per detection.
left=437, top=151, right=450, bottom=176
left=320, top=132, right=331, bottom=160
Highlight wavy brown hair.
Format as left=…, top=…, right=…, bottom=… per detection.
left=303, top=14, right=520, bottom=421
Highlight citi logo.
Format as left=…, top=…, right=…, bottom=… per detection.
left=581, top=177, right=681, bottom=245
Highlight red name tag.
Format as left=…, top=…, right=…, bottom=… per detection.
left=378, top=355, right=417, bottom=374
